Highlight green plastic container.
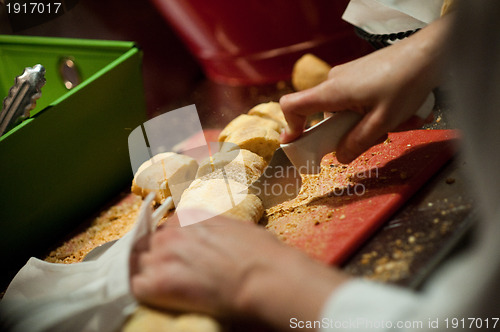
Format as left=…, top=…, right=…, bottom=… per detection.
left=0, top=35, right=146, bottom=275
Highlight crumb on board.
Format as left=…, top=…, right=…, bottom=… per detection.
left=360, top=233, right=425, bottom=282
left=345, top=196, right=473, bottom=284
left=44, top=195, right=143, bottom=264
left=264, top=160, right=356, bottom=228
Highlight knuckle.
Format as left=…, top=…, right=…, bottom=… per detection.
left=370, top=112, right=390, bottom=130
left=328, top=64, right=344, bottom=79
left=279, top=94, right=291, bottom=109
left=152, top=227, right=180, bottom=247
left=138, top=251, right=153, bottom=269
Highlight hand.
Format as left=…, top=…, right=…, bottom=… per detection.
left=280, top=16, right=452, bottom=164
left=130, top=210, right=349, bottom=330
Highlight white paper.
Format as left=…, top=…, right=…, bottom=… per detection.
left=0, top=194, right=158, bottom=332
left=343, top=0, right=444, bottom=34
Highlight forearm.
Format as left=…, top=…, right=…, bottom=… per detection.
left=231, top=20, right=455, bottom=329
left=235, top=246, right=349, bottom=330
left=389, top=13, right=454, bottom=93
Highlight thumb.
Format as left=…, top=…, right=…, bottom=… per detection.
left=280, top=79, right=353, bottom=143
left=129, top=232, right=152, bottom=276
left=336, top=109, right=394, bottom=164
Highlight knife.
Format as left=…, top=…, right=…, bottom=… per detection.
left=250, top=93, right=435, bottom=209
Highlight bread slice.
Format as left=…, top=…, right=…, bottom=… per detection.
left=196, top=149, right=266, bottom=186
left=441, top=0, right=457, bottom=15
left=292, top=53, right=331, bottom=91
left=218, top=114, right=281, bottom=142
left=248, top=102, right=287, bottom=130
left=223, top=193, right=263, bottom=223
left=123, top=306, right=221, bottom=332
left=131, top=152, right=198, bottom=204
left=219, top=127, right=280, bottom=162
left=177, top=178, right=263, bottom=223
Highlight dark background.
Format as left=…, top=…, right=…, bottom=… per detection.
left=0, top=0, right=203, bottom=117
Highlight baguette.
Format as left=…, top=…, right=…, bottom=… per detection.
left=131, top=152, right=198, bottom=204
left=248, top=102, right=288, bottom=130
left=177, top=178, right=264, bottom=223
left=292, top=53, right=331, bottom=91
left=220, top=127, right=280, bottom=162
left=196, top=149, right=266, bottom=186
left=218, top=114, right=280, bottom=142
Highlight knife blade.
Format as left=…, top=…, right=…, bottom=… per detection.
left=249, top=111, right=360, bottom=209
left=250, top=92, right=435, bottom=209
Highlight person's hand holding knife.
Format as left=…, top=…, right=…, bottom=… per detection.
left=280, top=15, right=452, bottom=164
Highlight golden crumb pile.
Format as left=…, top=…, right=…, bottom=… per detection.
left=44, top=194, right=142, bottom=264
left=265, top=156, right=355, bottom=224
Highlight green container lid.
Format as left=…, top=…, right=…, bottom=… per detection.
left=0, top=35, right=147, bottom=284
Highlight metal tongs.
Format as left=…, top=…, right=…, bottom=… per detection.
left=0, top=64, right=46, bottom=137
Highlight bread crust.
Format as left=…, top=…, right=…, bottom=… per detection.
left=131, top=152, right=198, bottom=204
left=248, top=102, right=288, bottom=130
left=196, top=149, right=267, bottom=186
left=291, top=53, right=331, bottom=91
left=177, top=178, right=264, bottom=223
left=218, top=114, right=281, bottom=142
left=220, top=127, right=280, bottom=162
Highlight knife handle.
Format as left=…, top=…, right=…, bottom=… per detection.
left=281, top=92, right=435, bottom=174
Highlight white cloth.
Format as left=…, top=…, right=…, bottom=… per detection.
left=321, top=1, right=500, bottom=330
left=342, top=0, right=444, bottom=34
left=0, top=194, right=158, bottom=332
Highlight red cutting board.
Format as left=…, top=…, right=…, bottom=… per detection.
left=265, top=129, right=460, bottom=265
left=181, top=128, right=460, bottom=266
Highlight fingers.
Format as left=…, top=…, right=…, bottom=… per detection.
left=279, top=79, right=353, bottom=143
left=393, top=114, right=429, bottom=132
left=132, top=233, right=151, bottom=253
left=279, top=92, right=309, bottom=143
left=130, top=227, right=188, bottom=306
left=336, top=108, right=394, bottom=164
left=336, top=110, right=432, bottom=164
left=132, top=260, right=196, bottom=312
left=129, top=209, right=293, bottom=316
left=129, top=233, right=151, bottom=276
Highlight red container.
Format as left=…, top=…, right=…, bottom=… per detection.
left=151, top=0, right=372, bottom=85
